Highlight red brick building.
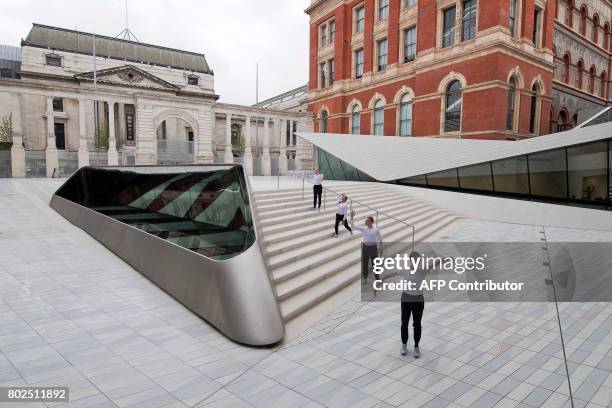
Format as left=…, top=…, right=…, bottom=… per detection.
left=306, top=0, right=563, bottom=139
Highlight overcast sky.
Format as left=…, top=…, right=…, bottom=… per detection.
left=0, top=0, right=310, bottom=105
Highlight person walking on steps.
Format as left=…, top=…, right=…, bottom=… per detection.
left=399, top=251, right=426, bottom=358
left=312, top=169, right=323, bottom=212
left=350, top=209, right=382, bottom=285
left=334, top=195, right=352, bottom=238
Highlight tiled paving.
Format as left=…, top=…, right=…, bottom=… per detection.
left=0, top=178, right=611, bottom=407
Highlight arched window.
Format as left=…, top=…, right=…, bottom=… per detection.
left=589, top=66, right=596, bottom=93
left=350, top=105, right=361, bottom=134
left=593, top=14, right=600, bottom=43
left=600, top=72, right=607, bottom=99
left=579, top=5, right=588, bottom=36
left=529, top=83, right=540, bottom=134
left=604, top=23, right=610, bottom=50
left=506, top=76, right=517, bottom=130
left=373, top=99, right=385, bottom=135
left=577, top=59, right=584, bottom=89
left=565, top=0, right=574, bottom=27
left=444, top=80, right=462, bottom=132
left=399, top=94, right=413, bottom=136
left=320, top=110, right=328, bottom=133
left=563, top=53, right=571, bottom=83
left=558, top=108, right=569, bottom=132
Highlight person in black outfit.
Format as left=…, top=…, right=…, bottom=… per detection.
left=400, top=251, right=425, bottom=358
left=312, top=169, right=323, bottom=211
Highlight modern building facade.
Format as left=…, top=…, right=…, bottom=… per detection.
left=306, top=0, right=612, bottom=140
left=0, top=24, right=314, bottom=178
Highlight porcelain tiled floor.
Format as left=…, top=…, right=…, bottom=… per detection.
left=0, top=179, right=610, bottom=407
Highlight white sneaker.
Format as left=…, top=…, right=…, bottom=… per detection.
left=350, top=231, right=353, bottom=236
left=334, top=234, right=338, bottom=238
left=413, top=346, right=421, bottom=358
left=317, top=208, right=321, bottom=212
left=400, top=344, right=407, bottom=356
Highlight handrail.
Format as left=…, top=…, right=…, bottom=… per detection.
left=300, top=175, right=415, bottom=252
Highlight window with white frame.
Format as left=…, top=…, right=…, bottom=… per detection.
left=373, top=100, right=385, bottom=135
left=506, top=76, right=517, bottom=130
left=321, top=111, right=329, bottom=133
left=379, top=0, right=389, bottom=21
left=320, top=61, right=327, bottom=87
left=377, top=38, right=388, bottom=71
left=399, top=94, right=412, bottom=136
left=509, top=0, right=517, bottom=36
left=351, top=106, right=361, bottom=134
left=461, top=0, right=477, bottom=41
left=405, top=0, right=416, bottom=6
left=329, top=19, right=336, bottom=44
left=355, top=48, right=364, bottom=78
left=355, top=5, right=365, bottom=33
left=442, top=6, right=456, bottom=48
left=444, top=80, right=462, bottom=132
left=533, top=7, right=542, bottom=47
left=320, top=23, right=327, bottom=48
left=329, top=59, right=335, bottom=85
left=404, top=27, right=416, bottom=62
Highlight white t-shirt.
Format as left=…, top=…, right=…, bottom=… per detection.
left=313, top=174, right=323, bottom=185
left=337, top=202, right=349, bottom=218
left=350, top=220, right=382, bottom=245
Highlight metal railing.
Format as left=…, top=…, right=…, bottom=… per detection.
left=299, top=175, right=416, bottom=252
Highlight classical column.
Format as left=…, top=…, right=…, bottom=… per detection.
left=77, top=98, right=90, bottom=167
left=196, top=107, right=214, bottom=163
left=224, top=113, right=233, bottom=163
left=45, top=97, right=58, bottom=178
left=107, top=101, right=118, bottom=165
left=10, top=93, right=25, bottom=177
left=278, top=118, right=288, bottom=175
left=118, top=103, right=126, bottom=145
left=134, top=98, right=157, bottom=164
left=243, top=115, right=253, bottom=176
left=296, top=116, right=315, bottom=170
left=261, top=117, right=271, bottom=176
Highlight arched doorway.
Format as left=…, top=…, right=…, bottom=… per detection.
left=154, top=114, right=197, bottom=164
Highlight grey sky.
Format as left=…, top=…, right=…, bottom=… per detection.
left=0, top=0, right=310, bottom=105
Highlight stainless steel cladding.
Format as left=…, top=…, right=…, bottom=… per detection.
left=49, top=164, right=284, bottom=345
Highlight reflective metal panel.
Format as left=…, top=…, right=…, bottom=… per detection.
left=50, top=164, right=284, bottom=345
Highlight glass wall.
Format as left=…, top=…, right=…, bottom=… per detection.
left=491, top=156, right=530, bottom=194
left=316, top=148, right=375, bottom=182
left=397, top=139, right=612, bottom=209
left=528, top=149, right=567, bottom=199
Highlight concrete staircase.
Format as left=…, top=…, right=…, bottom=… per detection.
left=252, top=182, right=463, bottom=337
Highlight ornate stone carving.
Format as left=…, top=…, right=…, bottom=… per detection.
left=117, top=69, right=145, bottom=84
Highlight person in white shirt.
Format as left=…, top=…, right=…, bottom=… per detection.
left=349, top=209, right=382, bottom=284
left=334, top=195, right=352, bottom=238
left=312, top=169, right=323, bottom=211
left=399, top=251, right=425, bottom=358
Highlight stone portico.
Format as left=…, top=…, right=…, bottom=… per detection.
left=0, top=24, right=314, bottom=177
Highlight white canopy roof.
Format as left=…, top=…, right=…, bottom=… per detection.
left=297, top=122, right=612, bottom=182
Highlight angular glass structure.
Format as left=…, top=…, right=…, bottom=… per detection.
left=55, top=166, right=255, bottom=260
left=50, top=165, right=284, bottom=345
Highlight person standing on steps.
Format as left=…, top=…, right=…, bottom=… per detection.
left=349, top=209, right=382, bottom=285
left=334, top=195, right=352, bottom=238
left=399, top=251, right=426, bottom=358
left=312, top=169, right=323, bottom=212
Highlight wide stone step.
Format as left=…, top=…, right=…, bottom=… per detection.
left=267, top=206, right=446, bottom=267
left=254, top=184, right=389, bottom=209
left=265, top=200, right=431, bottom=252
left=271, top=210, right=454, bottom=283
left=253, top=183, right=376, bottom=199
left=255, top=189, right=400, bottom=220
left=278, top=216, right=460, bottom=321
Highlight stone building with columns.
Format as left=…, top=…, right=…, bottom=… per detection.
left=0, top=24, right=314, bottom=177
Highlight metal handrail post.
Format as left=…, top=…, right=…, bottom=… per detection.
left=375, top=211, right=379, bottom=228
left=277, top=172, right=279, bottom=190
left=302, top=178, right=304, bottom=201
left=323, top=189, right=326, bottom=211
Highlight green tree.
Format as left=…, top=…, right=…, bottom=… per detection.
left=0, top=114, right=13, bottom=150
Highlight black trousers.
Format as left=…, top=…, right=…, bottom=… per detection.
left=313, top=185, right=322, bottom=208
left=334, top=213, right=352, bottom=235
left=401, top=294, right=425, bottom=346
left=361, top=244, right=378, bottom=280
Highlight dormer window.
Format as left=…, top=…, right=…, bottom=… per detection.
left=45, top=55, right=61, bottom=67
left=187, top=75, right=199, bottom=86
